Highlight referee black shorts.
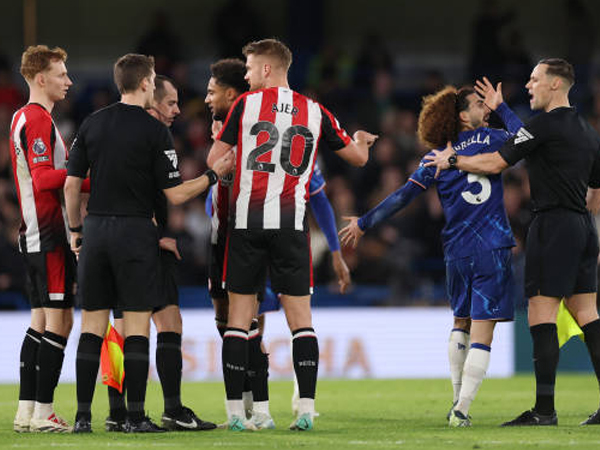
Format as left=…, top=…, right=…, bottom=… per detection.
left=525, top=209, right=599, bottom=298
left=78, top=215, right=161, bottom=312
left=225, top=229, right=313, bottom=297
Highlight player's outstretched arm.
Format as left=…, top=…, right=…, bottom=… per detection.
left=309, top=188, right=351, bottom=293
left=164, top=149, right=235, bottom=205
left=424, top=142, right=508, bottom=176
left=336, top=130, right=378, bottom=167
left=339, top=179, right=425, bottom=248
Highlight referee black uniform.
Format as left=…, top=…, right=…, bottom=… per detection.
left=499, top=107, right=600, bottom=298
left=68, top=102, right=182, bottom=312
left=68, top=101, right=181, bottom=431
left=498, top=105, right=600, bottom=425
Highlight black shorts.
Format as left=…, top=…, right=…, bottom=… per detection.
left=113, top=249, right=178, bottom=319
left=225, top=229, right=313, bottom=297
left=208, top=236, right=228, bottom=300
left=525, top=209, right=599, bottom=298
left=78, top=215, right=161, bottom=312
left=23, top=244, right=75, bottom=309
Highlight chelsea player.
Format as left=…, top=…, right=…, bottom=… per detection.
left=340, top=78, right=522, bottom=427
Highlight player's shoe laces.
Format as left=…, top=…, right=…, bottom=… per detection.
left=250, top=412, right=276, bottom=430
left=73, top=418, right=92, bottom=433
left=30, top=412, right=72, bottom=433
left=448, top=410, right=471, bottom=427
left=124, top=416, right=167, bottom=433
left=580, top=408, right=600, bottom=425
left=227, top=415, right=257, bottom=431
left=161, top=406, right=217, bottom=431
left=105, top=416, right=126, bottom=432
left=501, top=409, right=557, bottom=427
left=289, top=413, right=313, bottom=431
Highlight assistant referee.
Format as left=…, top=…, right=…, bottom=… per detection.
left=64, top=54, right=233, bottom=433
left=424, top=58, right=600, bottom=426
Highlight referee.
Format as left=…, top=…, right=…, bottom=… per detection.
left=425, top=58, right=600, bottom=426
left=64, top=54, right=233, bottom=433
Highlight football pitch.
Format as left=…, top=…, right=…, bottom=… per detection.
left=2, top=375, right=600, bottom=450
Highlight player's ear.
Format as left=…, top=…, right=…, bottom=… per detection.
left=458, top=110, right=469, bottom=125
left=550, top=76, right=562, bottom=91
left=35, top=72, right=45, bottom=88
left=263, top=63, right=271, bottom=78
left=225, top=87, right=237, bottom=102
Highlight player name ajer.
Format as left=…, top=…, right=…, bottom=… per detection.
left=272, top=102, right=299, bottom=116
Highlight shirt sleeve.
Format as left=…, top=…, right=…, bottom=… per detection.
left=67, top=120, right=90, bottom=178
left=498, top=114, right=545, bottom=166
left=309, top=163, right=326, bottom=195
left=407, top=156, right=437, bottom=190
left=319, top=105, right=352, bottom=151
left=24, top=110, right=54, bottom=170
left=216, top=96, right=245, bottom=146
left=495, top=102, right=524, bottom=135
left=154, top=125, right=182, bottom=190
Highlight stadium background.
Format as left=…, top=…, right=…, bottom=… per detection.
left=1, top=0, right=600, bottom=380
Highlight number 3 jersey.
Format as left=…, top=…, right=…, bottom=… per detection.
left=410, top=104, right=522, bottom=261
left=217, top=86, right=350, bottom=231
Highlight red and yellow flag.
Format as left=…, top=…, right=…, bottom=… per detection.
left=100, top=322, right=125, bottom=393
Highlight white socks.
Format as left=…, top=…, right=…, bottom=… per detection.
left=448, top=329, right=470, bottom=403
left=455, top=345, right=491, bottom=416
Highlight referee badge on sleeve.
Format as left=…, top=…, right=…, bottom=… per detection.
left=164, top=149, right=178, bottom=169
left=514, top=128, right=534, bottom=145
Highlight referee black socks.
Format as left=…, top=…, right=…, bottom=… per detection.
left=156, top=332, right=183, bottom=415
left=222, top=328, right=249, bottom=400
left=124, top=335, right=150, bottom=422
left=292, top=327, right=319, bottom=399
left=76, top=332, right=103, bottom=421
left=530, top=323, right=559, bottom=415
left=19, top=328, right=41, bottom=402
left=582, top=319, right=600, bottom=386
left=37, top=331, right=67, bottom=404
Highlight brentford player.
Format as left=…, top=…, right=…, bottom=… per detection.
left=207, top=38, right=377, bottom=431
left=10, top=45, right=77, bottom=433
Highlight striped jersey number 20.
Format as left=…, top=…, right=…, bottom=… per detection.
left=247, top=121, right=314, bottom=177
left=461, top=173, right=491, bottom=205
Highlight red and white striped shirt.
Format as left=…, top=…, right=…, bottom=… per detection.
left=217, top=87, right=350, bottom=231
left=210, top=173, right=233, bottom=244
left=9, top=103, right=69, bottom=253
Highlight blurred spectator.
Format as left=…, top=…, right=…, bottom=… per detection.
left=136, top=10, right=183, bottom=74
left=213, top=0, right=264, bottom=59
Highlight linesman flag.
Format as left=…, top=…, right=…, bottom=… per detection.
left=556, top=299, right=584, bottom=348
left=100, top=322, right=125, bottom=393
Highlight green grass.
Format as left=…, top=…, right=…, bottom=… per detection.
left=2, top=375, right=600, bottom=449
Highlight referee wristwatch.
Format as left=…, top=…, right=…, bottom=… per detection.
left=69, top=225, right=83, bottom=233
left=448, top=152, right=459, bottom=169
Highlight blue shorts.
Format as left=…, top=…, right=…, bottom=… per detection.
left=446, top=247, right=515, bottom=321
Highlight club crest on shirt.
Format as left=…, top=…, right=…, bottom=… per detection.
left=164, top=149, right=178, bottom=169
left=33, top=138, right=47, bottom=155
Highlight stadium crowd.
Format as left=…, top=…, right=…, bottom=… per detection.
left=1, top=2, right=600, bottom=309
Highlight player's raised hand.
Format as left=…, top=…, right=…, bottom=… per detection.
left=159, top=237, right=182, bottom=260
left=354, top=130, right=379, bottom=148
left=211, top=120, right=223, bottom=140
left=423, top=141, right=454, bottom=178
left=475, top=76, right=503, bottom=111
left=212, top=149, right=235, bottom=177
left=331, top=250, right=351, bottom=294
left=339, top=216, right=364, bottom=249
